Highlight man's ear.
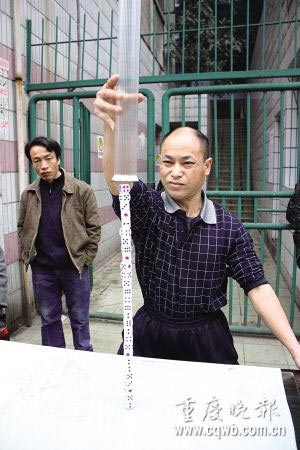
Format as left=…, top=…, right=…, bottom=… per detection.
left=205, top=157, right=213, bottom=176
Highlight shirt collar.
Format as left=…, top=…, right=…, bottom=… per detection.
left=161, top=190, right=216, bottom=224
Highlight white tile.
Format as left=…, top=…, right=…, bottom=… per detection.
left=2, top=203, right=8, bottom=234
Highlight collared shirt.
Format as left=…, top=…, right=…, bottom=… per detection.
left=112, top=180, right=268, bottom=321
left=161, top=189, right=217, bottom=227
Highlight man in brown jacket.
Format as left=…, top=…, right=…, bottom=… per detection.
left=18, top=136, right=101, bottom=350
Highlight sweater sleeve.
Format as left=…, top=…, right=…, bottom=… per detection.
left=227, top=221, right=268, bottom=295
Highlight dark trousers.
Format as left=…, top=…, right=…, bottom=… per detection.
left=31, top=265, right=93, bottom=351
left=118, top=306, right=238, bottom=364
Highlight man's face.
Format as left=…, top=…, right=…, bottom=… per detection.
left=159, top=129, right=212, bottom=203
left=29, top=145, right=61, bottom=183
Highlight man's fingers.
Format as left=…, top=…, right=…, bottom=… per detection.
left=105, top=73, right=120, bottom=89
left=138, top=93, right=145, bottom=103
left=93, top=107, right=115, bottom=131
left=94, top=97, right=122, bottom=115
left=94, top=72, right=144, bottom=128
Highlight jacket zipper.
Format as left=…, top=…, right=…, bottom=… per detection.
left=61, top=191, right=82, bottom=277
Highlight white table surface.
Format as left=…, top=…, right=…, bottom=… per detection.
left=0, top=341, right=296, bottom=450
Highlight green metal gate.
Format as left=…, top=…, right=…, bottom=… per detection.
left=25, top=0, right=300, bottom=335
left=28, top=88, right=155, bottom=295
left=162, top=81, right=300, bottom=335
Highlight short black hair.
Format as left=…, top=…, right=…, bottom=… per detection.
left=160, top=127, right=210, bottom=160
left=25, top=136, right=61, bottom=162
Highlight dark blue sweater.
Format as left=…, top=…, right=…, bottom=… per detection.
left=32, top=172, right=73, bottom=268
left=113, top=180, right=268, bottom=320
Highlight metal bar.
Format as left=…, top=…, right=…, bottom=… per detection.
left=54, top=17, right=58, bottom=82
left=243, top=295, right=248, bottom=326
left=161, top=80, right=300, bottom=98
left=40, top=18, right=44, bottom=83
left=213, top=95, right=219, bottom=189
left=294, top=0, right=299, bottom=69
left=96, top=12, right=100, bottom=79
left=279, top=92, right=284, bottom=189
left=81, top=13, right=86, bottom=80
left=257, top=208, right=286, bottom=213
left=181, top=95, right=186, bottom=126
left=214, top=0, right=217, bottom=71
left=262, top=0, right=266, bottom=70
left=246, top=0, right=250, bottom=71
left=79, top=102, right=84, bottom=180
left=262, top=92, right=267, bottom=189
left=230, top=94, right=234, bottom=189
left=59, top=100, right=64, bottom=167
left=278, top=0, right=282, bottom=67
left=253, top=197, right=258, bottom=223
left=46, top=100, right=51, bottom=137
left=257, top=230, right=265, bottom=327
left=275, top=230, right=282, bottom=295
left=28, top=95, right=37, bottom=182
left=230, top=0, right=233, bottom=71
left=196, top=0, right=201, bottom=73
left=26, top=20, right=32, bottom=90
left=82, top=104, right=91, bottom=183
left=73, top=97, right=80, bottom=178
left=31, top=36, right=117, bottom=47
left=29, top=91, right=100, bottom=104
left=237, top=197, right=242, bottom=219
left=162, top=96, right=170, bottom=136
left=258, top=224, right=264, bottom=263
left=26, top=69, right=300, bottom=91
left=67, top=15, right=71, bottom=81
left=243, top=223, right=291, bottom=230
left=197, top=95, right=202, bottom=129
left=289, top=248, right=297, bottom=326
left=166, top=0, right=171, bottom=74
left=181, top=1, right=186, bottom=74
left=79, top=103, right=93, bottom=289
left=206, top=191, right=292, bottom=198
left=152, top=2, right=157, bottom=76
left=29, top=98, right=37, bottom=139
left=246, top=93, right=251, bottom=190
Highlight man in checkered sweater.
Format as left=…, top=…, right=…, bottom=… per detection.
left=95, top=75, right=300, bottom=367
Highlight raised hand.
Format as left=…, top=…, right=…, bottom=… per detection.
left=94, top=74, right=144, bottom=131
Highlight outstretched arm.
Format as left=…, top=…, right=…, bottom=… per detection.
left=248, top=283, right=300, bottom=368
left=94, top=74, right=144, bottom=195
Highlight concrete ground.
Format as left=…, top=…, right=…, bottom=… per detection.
left=11, top=248, right=299, bottom=370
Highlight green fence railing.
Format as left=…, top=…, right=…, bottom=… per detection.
left=25, top=1, right=300, bottom=92
left=161, top=81, right=300, bottom=336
